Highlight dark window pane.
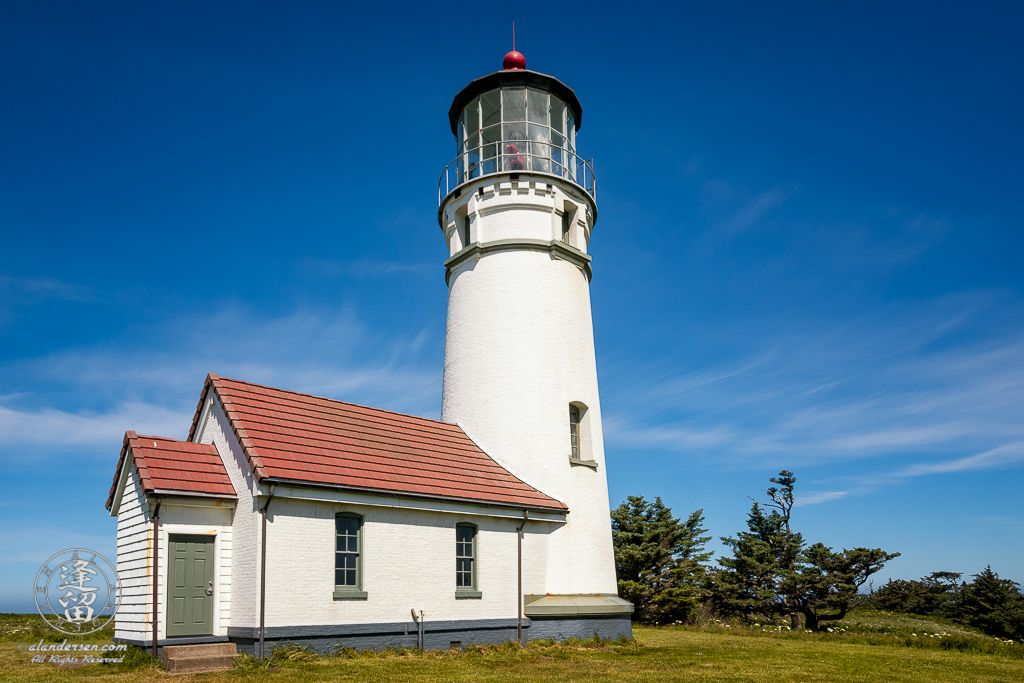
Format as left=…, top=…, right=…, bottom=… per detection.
left=335, top=569, right=344, bottom=585
left=346, top=569, right=355, bottom=585
left=482, top=124, right=500, bottom=145
left=503, top=123, right=526, bottom=143
left=466, top=98, right=480, bottom=137
left=570, top=406, right=581, bottom=457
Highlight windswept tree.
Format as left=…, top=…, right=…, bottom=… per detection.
left=798, top=543, right=900, bottom=630
left=611, top=496, right=712, bottom=624
left=716, top=471, right=899, bottom=630
left=715, top=473, right=804, bottom=627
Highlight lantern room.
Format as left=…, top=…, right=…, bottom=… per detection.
left=439, top=65, right=595, bottom=202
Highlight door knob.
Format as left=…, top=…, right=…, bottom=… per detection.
left=205, top=581, right=213, bottom=596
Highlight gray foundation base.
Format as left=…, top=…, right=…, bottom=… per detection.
left=526, top=615, right=632, bottom=642
left=228, top=618, right=527, bottom=655
left=226, top=615, right=632, bottom=655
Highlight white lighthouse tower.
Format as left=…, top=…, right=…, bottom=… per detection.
left=438, top=49, right=627, bottom=626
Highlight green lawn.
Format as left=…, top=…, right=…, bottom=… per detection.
left=1, top=611, right=1021, bottom=683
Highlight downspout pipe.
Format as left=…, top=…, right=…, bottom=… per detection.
left=259, top=486, right=275, bottom=660
left=516, top=510, right=529, bottom=644
left=151, top=497, right=162, bottom=657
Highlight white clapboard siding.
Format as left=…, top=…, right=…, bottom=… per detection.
left=114, top=464, right=152, bottom=641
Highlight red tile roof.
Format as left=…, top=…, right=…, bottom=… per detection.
left=105, top=432, right=236, bottom=510
left=186, top=374, right=567, bottom=512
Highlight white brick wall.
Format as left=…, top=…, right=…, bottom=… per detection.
left=440, top=176, right=618, bottom=597
left=262, top=498, right=547, bottom=626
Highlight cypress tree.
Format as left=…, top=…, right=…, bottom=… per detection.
left=611, top=496, right=712, bottom=624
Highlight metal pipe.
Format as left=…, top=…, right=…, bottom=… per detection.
left=151, top=497, right=162, bottom=657
left=516, top=510, right=529, bottom=644
left=258, top=486, right=275, bottom=659
left=151, top=497, right=163, bottom=656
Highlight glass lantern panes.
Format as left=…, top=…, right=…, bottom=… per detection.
left=335, top=515, right=360, bottom=588
left=456, top=86, right=579, bottom=184
left=456, top=525, right=476, bottom=589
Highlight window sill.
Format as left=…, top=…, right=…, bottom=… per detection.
left=455, top=590, right=483, bottom=599
left=333, top=589, right=368, bottom=601
left=569, top=457, right=599, bottom=469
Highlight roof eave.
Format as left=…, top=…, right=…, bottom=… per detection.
left=148, top=489, right=238, bottom=504
left=259, top=476, right=569, bottom=515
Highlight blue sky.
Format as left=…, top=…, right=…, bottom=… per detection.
left=1, top=1, right=1022, bottom=611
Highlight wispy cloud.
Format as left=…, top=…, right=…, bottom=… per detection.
left=298, top=257, right=434, bottom=280
left=0, top=276, right=95, bottom=303
left=0, top=305, right=442, bottom=459
left=0, top=402, right=188, bottom=448
left=796, top=490, right=849, bottom=506
left=602, top=290, right=1024, bottom=489
left=891, top=443, right=1024, bottom=478
left=691, top=176, right=948, bottom=272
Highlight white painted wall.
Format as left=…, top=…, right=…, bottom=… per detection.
left=439, top=176, right=618, bottom=597
left=442, top=178, right=592, bottom=259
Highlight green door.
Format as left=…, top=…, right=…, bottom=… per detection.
left=166, top=534, right=215, bottom=637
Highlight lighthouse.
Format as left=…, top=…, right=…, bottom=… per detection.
left=104, top=48, right=631, bottom=656
left=438, top=50, right=623, bottom=611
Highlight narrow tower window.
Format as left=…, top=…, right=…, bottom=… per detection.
left=561, top=210, right=570, bottom=244
left=569, top=405, right=581, bottom=458
left=461, top=215, right=471, bottom=249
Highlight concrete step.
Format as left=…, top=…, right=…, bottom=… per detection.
left=163, top=642, right=237, bottom=658
left=162, top=643, right=240, bottom=674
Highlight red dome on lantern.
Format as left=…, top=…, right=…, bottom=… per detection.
left=503, top=50, right=526, bottom=70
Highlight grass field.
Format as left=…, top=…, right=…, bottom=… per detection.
left=2, top=611, right=1021, bottom=683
